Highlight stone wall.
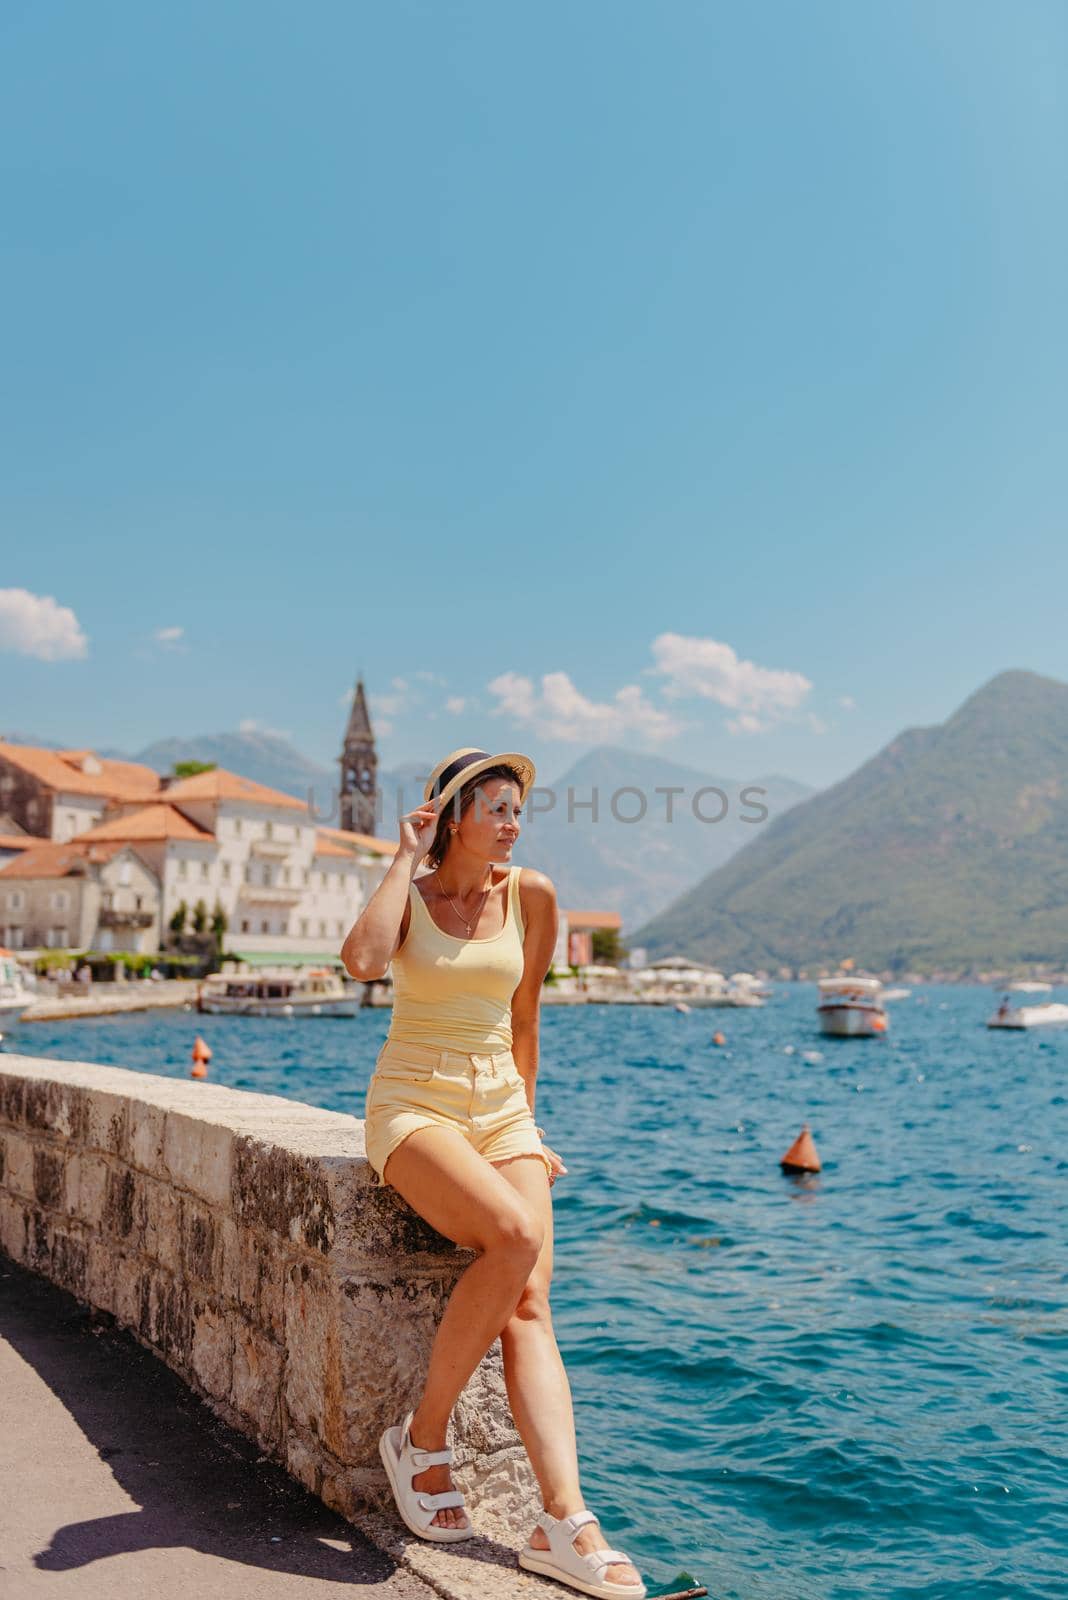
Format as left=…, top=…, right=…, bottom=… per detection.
left=0, top=1052, right=537, bottom=1536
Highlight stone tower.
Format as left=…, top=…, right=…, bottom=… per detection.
left=339, top=678, right=378, bottom=835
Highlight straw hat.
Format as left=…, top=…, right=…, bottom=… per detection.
left=424, top=747, right=536, bottom=810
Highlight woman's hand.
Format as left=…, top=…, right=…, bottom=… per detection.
left=399, top=797, right=443, bottom=860
left=541, top=1141, right=567, bottom=1186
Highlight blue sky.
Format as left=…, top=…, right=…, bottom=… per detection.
left=3, top=1, right=1065, bottom=789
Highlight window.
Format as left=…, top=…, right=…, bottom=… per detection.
left=7, top=890, right=24, bottom=911
left=240, top=919, right=250, bottom=933
left=6, top=927, right=24, bottom=949
left=222, top=861, right=231, bottom=882
left=319, top=920, right=326, bottom=936
left=336, top=920, right=343, bottom=936
left=135, top=895, right=143, bottom=910
left=50, top=890, right=70, bottom=911
left=201, top=861, right=209, bottom=880
left=282, top=866, right=289, bottom=884
left=261, top=919, right=269, bottom=934
left=177, top=860, right=188, bottom=879
left=233, top=817, right=242, bottom=836
left=265, top=820, right=273, bottom=840
left=304, top=869, right=310, bottom=885
left=119, top=860, right=132, bottom=887
left=47, top=928, right=68, bottom=948
left=300, top=919, right=308, bottom=936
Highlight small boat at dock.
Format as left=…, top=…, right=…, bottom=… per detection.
left=197, top=967, right=358, bottom=1017
left=0, top=949, right=35, bottom=1025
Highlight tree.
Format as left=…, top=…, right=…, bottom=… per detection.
left=591, top=928, right=628, bottom=966
left=210, top=901, right=227, bottom=954
left=191, top=898, right=209, bottom=936
left=173, top=760, right=217, bottom=779
left=169, top=900, right=188, bottom=937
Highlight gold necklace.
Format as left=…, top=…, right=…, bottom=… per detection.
left=434, top=869, right=493, bottom=933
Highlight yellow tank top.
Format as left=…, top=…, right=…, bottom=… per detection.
left=386, top=865, right=526, bottom=1051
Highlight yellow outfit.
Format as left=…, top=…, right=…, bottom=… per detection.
left=363, top=865, right=552, bottom=1188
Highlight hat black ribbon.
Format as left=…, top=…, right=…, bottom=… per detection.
left=430, top=750, right=490, bottom=799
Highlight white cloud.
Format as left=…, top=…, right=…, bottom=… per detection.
left=839, top=695, right=856, bottom=711
left=413, top=669, right=447, bottom=686
left=154, top=625, right=185, bottom=651
left=649, top=632, right=811, bottom=725
left=488, top=670, right=685, bottom=744
left=391, top=676, right=409, bottom=692
left=239, top=717, right=292, bottom=741
left=726, top=713, right=767, bottom=736
left=0, top=587, right=88, bottom=661
left=445, top=696, right=466, bottom=714
left=807, top=713, right=828, bottom=735
left=371, top=692, right=406, bottom=717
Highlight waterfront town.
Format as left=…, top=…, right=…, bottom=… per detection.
left=0, top=682, right=630, bottom=1016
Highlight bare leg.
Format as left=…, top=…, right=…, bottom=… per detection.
left=492, top=1154, right=643, bottom=1589
left=382, top=1125, right=545, bottom=1529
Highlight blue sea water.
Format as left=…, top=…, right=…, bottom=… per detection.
left=8, top=984, right=1067, bottom=1599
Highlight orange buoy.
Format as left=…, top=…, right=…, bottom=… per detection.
left=712, top=1031, right=726, bottom=1047
left=872, top=1013, right=888, bottom=1032
left=780, top=1123, right=821, bottom=1173
left=191, top=1035, right=212, bottom=1078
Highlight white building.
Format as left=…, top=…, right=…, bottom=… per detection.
left=73, top=768, right=396, bottom=962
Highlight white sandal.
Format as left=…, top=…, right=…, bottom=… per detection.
left=518, top=1508, right=646, bottom=1598
left=378, top=1407, right=475, bottom=1543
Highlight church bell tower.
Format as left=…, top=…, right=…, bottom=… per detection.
left=339, top=677, right=378, bottom=835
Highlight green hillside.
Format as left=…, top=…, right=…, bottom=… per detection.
left=631, top=671, right=1068, bottom=975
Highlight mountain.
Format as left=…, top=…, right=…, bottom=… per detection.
left=630, top=670, right=1068, bottom=976
left=1, top=724, right=814, bottom=920
left=134, top=730, right=332, bottom=803
left=513, top=745, right=812, bottom=930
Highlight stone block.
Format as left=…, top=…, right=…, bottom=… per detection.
left=164, top=1111, right=232, bottom=1206
left=0, top=1074, right=25, bottom=1128
left=231, top=1318, right=284, bottom=1446
left=1, top=1131, right=35, bottom=1200
left=86, top=1237, right=116, bottom=1313
left=127, top=1098, right=169, bottom=1177
left=232, top=1136, right=335, bottom=1253
left=85, top=1089, right=129, bottom=1157
left=32, top=1145, right=67, bottom=1212
left=75, top=1153, right=111, bottom=1228
left=23, top=1079, right=89, bottom=1144
left=190, top=1297, right=232, bottom=1395
left=0, top=1194, right=28, bottom=1262
left=178, top=1194, right=222, bottom=1285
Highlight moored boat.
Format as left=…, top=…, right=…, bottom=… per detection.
left=986, top=997, right=1068, bottom=1030
left=0, top=949, right=35, bottom=1025
left=817, top=975, right=888, bottom=1037
left=197, top=967, right=358, bottom=1017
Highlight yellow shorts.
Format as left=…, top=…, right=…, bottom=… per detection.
left=363, top=1037, right=554, bottom=1189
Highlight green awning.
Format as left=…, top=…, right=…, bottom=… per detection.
left=228, top=950, right=346, bottom=968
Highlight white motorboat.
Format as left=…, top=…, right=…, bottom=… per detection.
left=0, top=949, right=35, bottom=1024
left=882, top=987, right=911, bottom=1001
left=197, top=967, right=358, bottom=1017
left=987, top=998, right=1068, bottom=1030
left=817, top=975, right=888, bottom=1037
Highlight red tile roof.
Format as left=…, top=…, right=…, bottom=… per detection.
left=564, top=910, right=623, bottom=930
left=0, top=839, right=129, bottom=878
left=318, top=825, right=397, bottom=856
left=313, top=833, right=356, bottom=859
left=0, top=834, right=35, bottom=853
left=0, top=741, right=160, bottom=802
left=77, top=804, right=215, bottom=843
left=160, top=768, right=307, bottom=812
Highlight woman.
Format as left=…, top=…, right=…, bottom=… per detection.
left=341, top=746, right=645, bottom=1600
